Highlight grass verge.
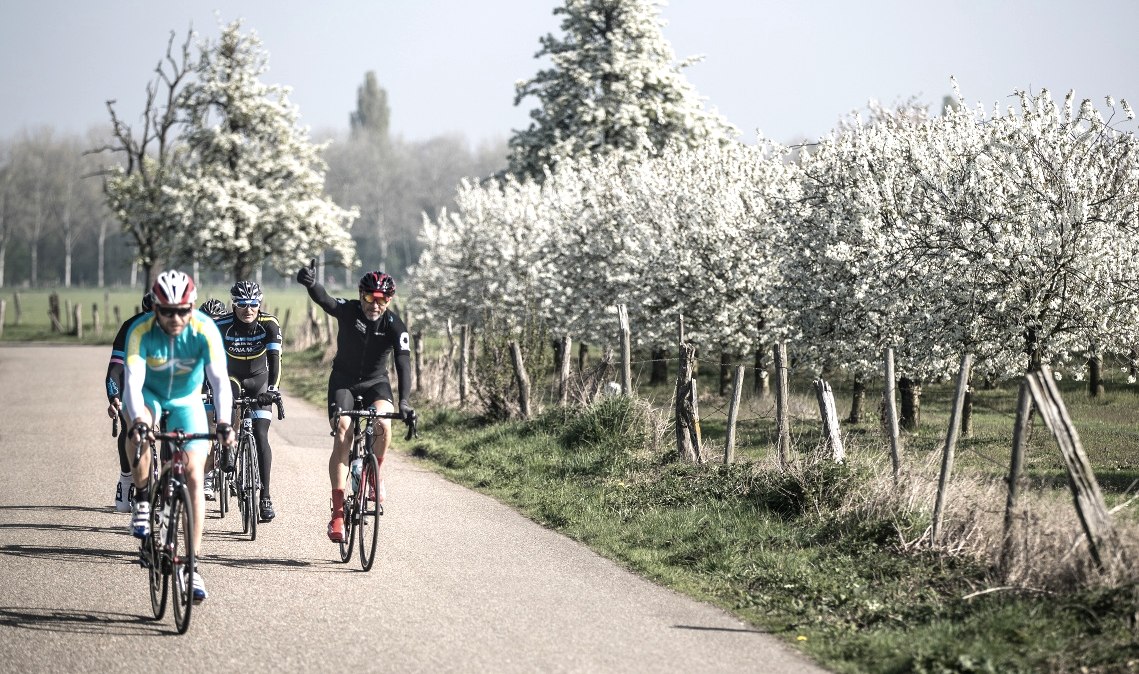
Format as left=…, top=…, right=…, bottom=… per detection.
left=283, top=348, right=1139, bottom=673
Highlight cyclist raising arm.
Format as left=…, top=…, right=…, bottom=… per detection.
left=296, top=262, right=413, bottom=542
left=124, top=270, right=235, bottom=603
left=105, top=291, right=155, bottom=512
left=212, top=281, right=283, bottom=522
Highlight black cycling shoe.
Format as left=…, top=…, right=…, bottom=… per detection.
left=258, top=497, right=276, bottom=522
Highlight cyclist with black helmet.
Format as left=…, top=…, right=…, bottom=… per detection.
left=123, top=270, right=235, bottom=604
left=105, top=291, right=156, bottom=513
left=295, top=261, right=413, bottom=543
left=210, top=280, right=283, bottom=522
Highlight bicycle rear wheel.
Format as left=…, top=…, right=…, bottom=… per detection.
left=169, top=483, right=195, bottom=634
left=338, top=491, right=357, bottom=562
left=358, top=453, right=381, bottom=571
left=147, top=485, right=168, bottom=619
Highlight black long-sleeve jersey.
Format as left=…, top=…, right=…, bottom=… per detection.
left=105, top=311, right=149, bottom=403
left=306, top=283, right=411, bottom=403
left=212, top=311, right=282, bottom=387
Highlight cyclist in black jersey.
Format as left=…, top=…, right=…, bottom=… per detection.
left=296, top=262, right=413, bottom=542
left=213, top=281, right=283, bottom=522
left=105, top=291, right=155, bottom=512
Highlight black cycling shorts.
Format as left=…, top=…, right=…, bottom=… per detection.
left=327, top=370, right=393, bottom=421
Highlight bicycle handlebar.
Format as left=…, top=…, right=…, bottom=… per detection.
left=331, top=407, right=419, bottom=441
left=233, top=392, right=286, bottom=420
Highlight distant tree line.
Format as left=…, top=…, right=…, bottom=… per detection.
left=0, top=27, right=505, bottom=289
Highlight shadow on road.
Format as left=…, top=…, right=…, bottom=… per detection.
left=0, top=606, right=166, bottom=637
left=204, top=552, right=360, bottom=574
left=0, top=504, right=117, bottom=515
left=0, top=543, right=139, bottom=566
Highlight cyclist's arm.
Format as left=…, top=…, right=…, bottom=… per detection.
left=105, top=317, right=134, bottom=405
left=392, top=316, right=413, bottom=409
left=264, top=315, right=283, bottom=389
left=202, top=323, right=233, bottom=418
left=122, top=323, right=149, bottom=424
left=305, top=282, right=340, bottom=314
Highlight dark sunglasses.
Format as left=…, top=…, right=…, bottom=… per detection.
left=157, top=306, right=192, bottom=318
left=234, top=300, right=260, bottom=308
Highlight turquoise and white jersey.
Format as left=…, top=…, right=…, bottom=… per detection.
left=123, top=309, right=232, bottom=424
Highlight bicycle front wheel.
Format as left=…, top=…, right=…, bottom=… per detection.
left=358, top=452, right=381, bottom=571
left=244, top=431, right=260, bottom=541
left=147, top=488, right=168, bottom=619
left=218, top=464, right=229, bottom=517
left=169, top=483, right=195, bottom=634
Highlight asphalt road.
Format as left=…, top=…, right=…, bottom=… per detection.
left=0, top=345, right=826, bottom=673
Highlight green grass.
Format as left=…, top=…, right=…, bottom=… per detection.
left=0, top=286, right=322, bottom=345
left=283, top=347, right=1139, bottom=673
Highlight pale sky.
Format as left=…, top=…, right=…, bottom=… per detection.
left=2, top=1, right=1137, bottom=147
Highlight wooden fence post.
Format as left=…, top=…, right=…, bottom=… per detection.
left=1000, top=379, right=1033, bottom=580
left=813, top=378, right=844, bottom=463
left=92, top=303, right=102, bottom=336
left=675, top=340, right=702, bottom=462
left=931, top=353, right=974, bottom=546
left=1026, top=365, right=1124, bottom=573
left=509, top=341, right=531, bottom=419
left=0, top=299, right=6, bottom=337
left=883, top=348, right=902, bottom=482
left=724, top=365, right=744, bottom=464
left=13, top=292, right=22, bottom=326
left=558, top=334, right=572, bottom=405
left=73, top=303, right=83, bottom=340
left=773, top=342, right=790, bottom=471
left=113, top=305, right=122, bottom=326
left=617, top=304, right=632, bottom=395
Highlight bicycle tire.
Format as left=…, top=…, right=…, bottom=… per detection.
left=357, top=452, right=381, bottom=571
left=169, top=483, right=195, bottom=634
left=336, top=489, right=355, bottom=563
left=238, top=432, right=254, bottom=535
left=245, top=431, right=259, bottom=541
left=147, top=480, right=168, bottom=620
left=218, top=464, right=229, bottom=517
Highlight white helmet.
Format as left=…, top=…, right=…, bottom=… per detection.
left=151, top=270, right=198, bottom=306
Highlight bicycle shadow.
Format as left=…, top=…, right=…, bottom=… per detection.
left=0, top=504, right=116, bottom=515
left=0, top=543, right=139, bottom=566
left=0, top=606, right=166, bottom=636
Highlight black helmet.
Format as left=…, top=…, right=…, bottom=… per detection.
left=358, top=271, right=395, bottom=298
left=199, top=298, right=227, bottom=318
left=141, top=291, right=156, bottom=312
left=230, top=280, right=263, bottom=303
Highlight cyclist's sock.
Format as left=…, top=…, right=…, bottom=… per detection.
left=254, top=418, right=272, bottom=495
left=331, top=488, right=345, bottom=515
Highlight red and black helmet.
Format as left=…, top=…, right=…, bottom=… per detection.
left=152, top=270, right=197, bottom=306
left=358, top=271, right=395, bottom=298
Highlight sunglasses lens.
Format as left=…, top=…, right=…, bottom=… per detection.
left=235, top=301, right=259, bottom=308
left=159, top=307, right=191, bottom=317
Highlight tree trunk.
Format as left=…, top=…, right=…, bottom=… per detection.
left=650, top=347, right=668, bottom=385
left=753, top=346, right=770, bottom=397
left=961, top=384, right=974, bottom=438
left=847, top=375, right=865, bottom=424
left=97, top=221, right=107, bottom=287
left=899, top=377, right=922, bottom=431
left=1088, top=351, right=1105, bottom=398
left=719, top=348, right=733, bottom=397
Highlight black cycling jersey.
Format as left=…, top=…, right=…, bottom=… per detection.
left=212, top=311, right=282, bottom=388
left=105, top=311, right=150, bottom=404
left=305, top=283, right=411, bottom=405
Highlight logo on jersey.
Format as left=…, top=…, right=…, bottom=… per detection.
left=146, top=355, right=196, bottom=376
left=400, top=331, right=410, bottom=351
left=355, top=319, right=367, bottom=335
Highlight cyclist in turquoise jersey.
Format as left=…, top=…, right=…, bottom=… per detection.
left=124, top=270, right=235, bottom=603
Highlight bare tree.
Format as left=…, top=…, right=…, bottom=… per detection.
left=92, top=28, right=195, bottom=288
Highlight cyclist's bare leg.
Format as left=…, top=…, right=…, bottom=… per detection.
left=373, top=400, right=396, bottom=466
left=127, top=410, right=157, bottom=490
left=329, top=415, right=353, bottom=490
left=185, top=448, right=207, bottom=554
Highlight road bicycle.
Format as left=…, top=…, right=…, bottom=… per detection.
left=331, top=398, right=417, bottom=571
left=135, top=417, right=212, bottom=635
left=231, top=390, right=285, bottom=541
